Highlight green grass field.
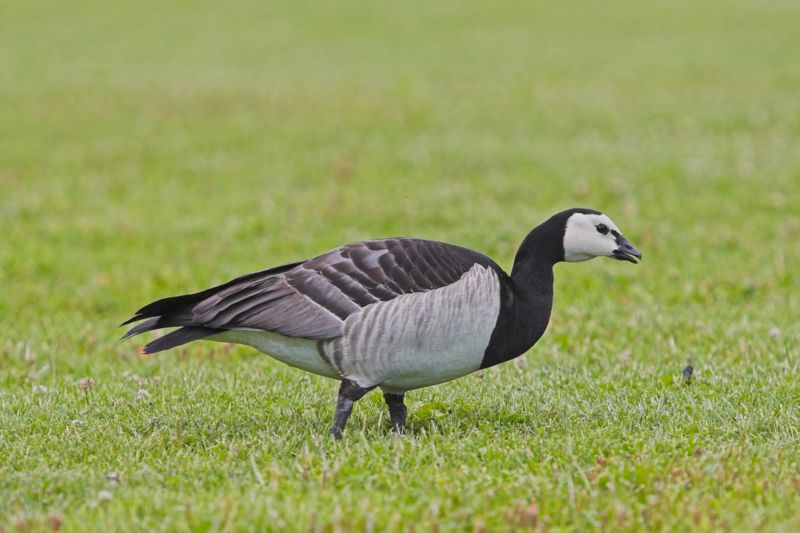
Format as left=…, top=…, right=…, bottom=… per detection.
left=2, top=0, right=799, bottom=530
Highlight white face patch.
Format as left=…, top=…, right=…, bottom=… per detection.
left=563, top=212, right=622, bottom=262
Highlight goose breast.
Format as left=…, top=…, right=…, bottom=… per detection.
left=322, top=264, right=502, bottom=392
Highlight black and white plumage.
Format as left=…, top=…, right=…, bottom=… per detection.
left=122, top=208, right=641, bottom=438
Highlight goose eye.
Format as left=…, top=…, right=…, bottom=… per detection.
left=596, top=224, right=609, bottom=235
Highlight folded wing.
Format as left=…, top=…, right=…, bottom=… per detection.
left=122, top=238, right=503, bottom=352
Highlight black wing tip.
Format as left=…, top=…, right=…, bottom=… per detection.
left=119, top=328, right=144, bottom=341
left=120, top=316, right=162, bottom=341
left=139, top=327, right=219, bottom=354
left=121, top=299, right=169, bottom=326
left=120, top=315, right=144, bottom=327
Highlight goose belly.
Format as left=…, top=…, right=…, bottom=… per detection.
left=374, top=338, right=488, bottom=392
left=323, top=265, right=501, bottom=392
left=211, top=330, right=340, bottom=379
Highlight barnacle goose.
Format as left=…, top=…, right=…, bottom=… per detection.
left=122, top=208, right=641, bottom=438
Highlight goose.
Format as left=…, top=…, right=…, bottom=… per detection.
left=122, top=208, right=641, bottom=438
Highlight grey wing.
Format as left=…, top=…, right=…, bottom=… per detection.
left=122, top=238, right=505, bottom=345
left=190, top=268, right=350, bottom=339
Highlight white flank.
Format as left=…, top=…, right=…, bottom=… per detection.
left=210, top=330, right=340, bottom=379
left=323, top=264, right=502, bottom=392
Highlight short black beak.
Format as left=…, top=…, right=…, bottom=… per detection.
left=612, top=236, right=642, bottom=264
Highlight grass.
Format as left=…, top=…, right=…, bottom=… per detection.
left=1, top=0, right=799, bottom=530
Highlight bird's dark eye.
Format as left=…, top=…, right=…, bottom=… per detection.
left=596, top=224, right=609, bottom=235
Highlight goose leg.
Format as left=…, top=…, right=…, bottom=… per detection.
left=331, top=379, right=375, bottom=440
left=383, top=392, right=407, bottom=433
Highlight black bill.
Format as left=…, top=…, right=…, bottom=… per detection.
left=612, top=236, right=642, bottom=264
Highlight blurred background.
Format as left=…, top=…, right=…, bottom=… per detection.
left=1, top=0, right=798, bottom=529
left=2, top=0, right=797, bottom=329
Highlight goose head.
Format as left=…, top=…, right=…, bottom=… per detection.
left=562, top=209, right=642, bottom=264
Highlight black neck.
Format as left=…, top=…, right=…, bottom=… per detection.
left=479, top=214, right=569, bottom=368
